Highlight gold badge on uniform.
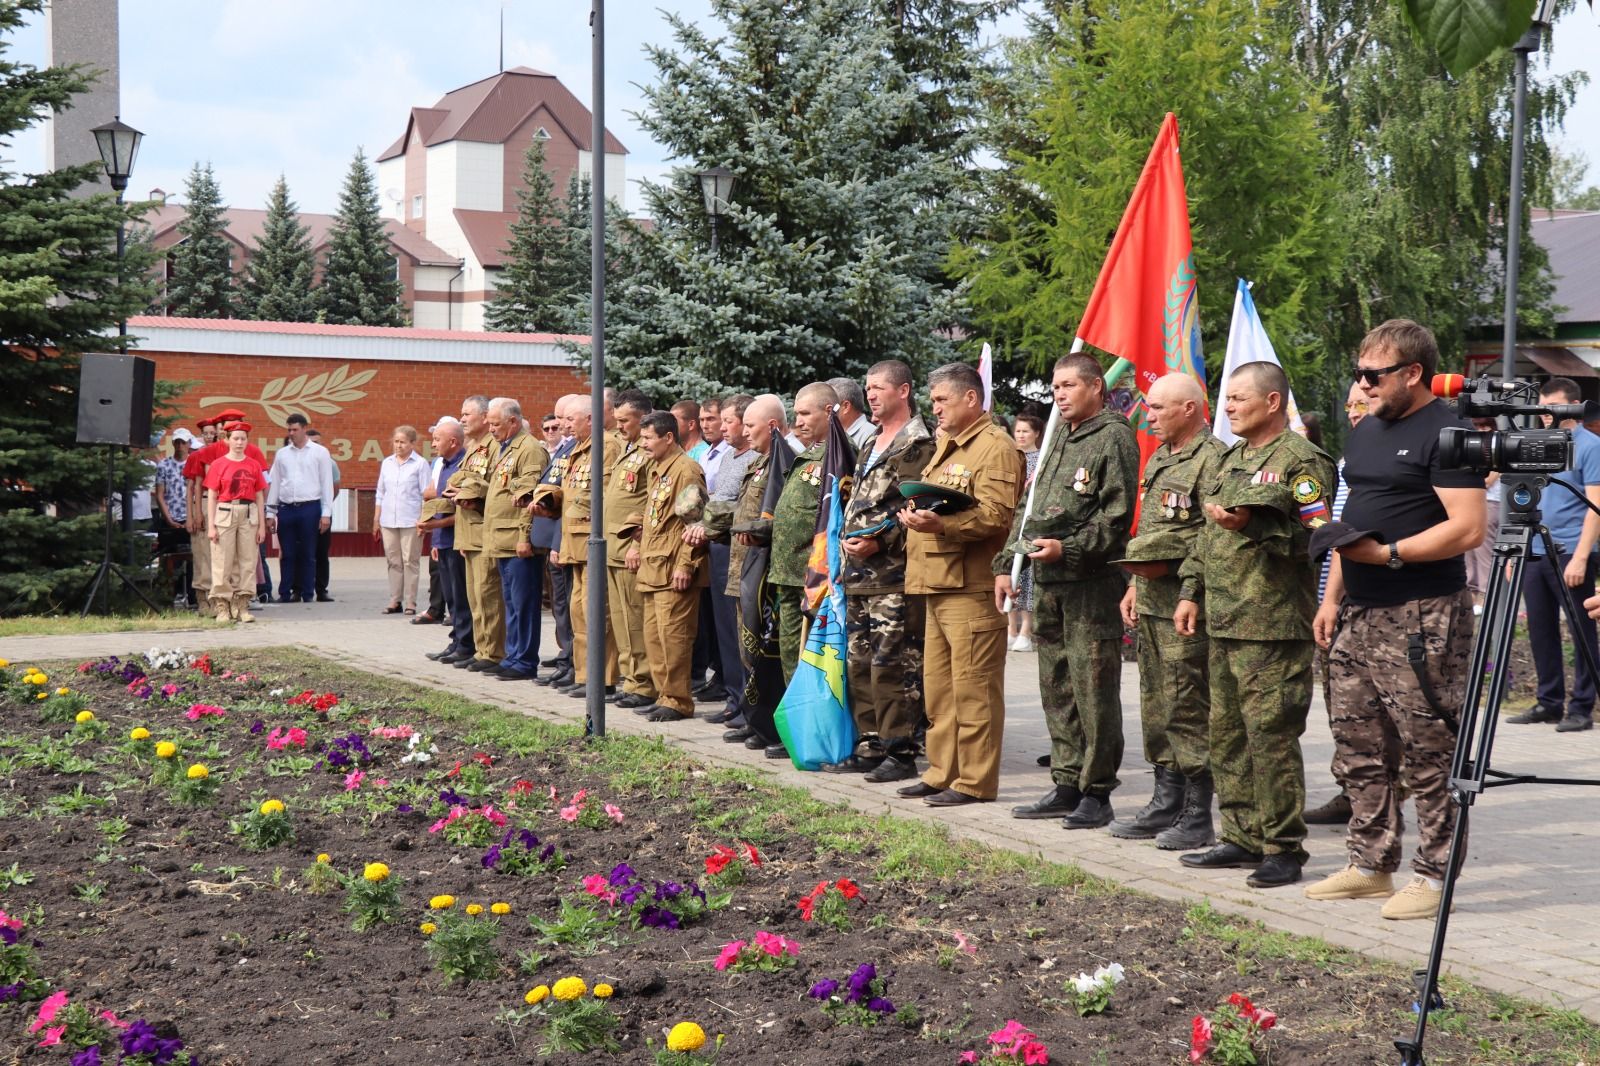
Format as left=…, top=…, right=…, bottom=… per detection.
left=1292, top=476, right=1323, bottom=504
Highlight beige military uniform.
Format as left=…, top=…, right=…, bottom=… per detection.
left=604, top=434, right=656, bottom=698
left=905, top=417, right=1024, bottom=800
left=449, top=431, right=504, bottom=663
left=559, top=432, right=621, bottom=687
left=634, top=446, right=709, bottom=716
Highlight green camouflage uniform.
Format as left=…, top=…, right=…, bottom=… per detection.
left=841, top=417, right=936, bottom=756
left=1178, top=427, right=1335, bottom=861
left=1127, top=428, right=1228, bottom=778
left=703, top=450, right=771, bottom=597
left=771, top=441, right=827, bottom=682
left=996, top=409, right=1139, bottom=797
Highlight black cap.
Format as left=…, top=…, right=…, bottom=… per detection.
left=1308, top=520, right=1380, bottom=562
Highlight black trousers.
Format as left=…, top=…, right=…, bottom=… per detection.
left=1524, top=551, right=1599, bottom=716
left=316, top=525, right=331, bottom=596
left=440, top=548, right=473, bottom=655
left=548, top=558, right=573, bottom=665
left=708, top=543, right=745, bottom=704
left=428, top=550, right=446, bottom=618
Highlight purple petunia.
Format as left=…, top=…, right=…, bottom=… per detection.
left=654, top=881, right=684, bottom=901
left=844, top=962, right=877, bottom=1004
left=639, top=906, right=681, bottom=929
left=0, top=926, right=17, bottom=946
left=248, top=719, right=264, bottom=735
left=809, top=978, right=840, bottom=1000
left=396, top=803, right=414, bottom=814
left=119, top=1019, right=186, bottom=1065
left=324, top=733, right=373, bottom=770
left=607, top=861, right=635, bottom=887
left=538, top=843, right=556, bottom=862
left=439, top=787, right=467, bottom=807
left=865, top=996, right=896, bottom=1015
left=0, top=981, right=23, bottom=1003
left=69, top=1048, right=101, bottom=1066
left=481, top=845, right=502, bottom=869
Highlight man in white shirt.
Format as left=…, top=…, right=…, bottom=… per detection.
left=266, top=412, right=335, bottom=603
left=828, top=376, right=876, bottom=452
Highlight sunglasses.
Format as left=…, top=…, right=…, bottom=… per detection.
left=1355, top=361, right=1414, bottom=387
left=1344, top=401, right=1369, bottom=413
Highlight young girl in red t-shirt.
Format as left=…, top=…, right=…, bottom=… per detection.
left=204, top=423, right=268, bottom=622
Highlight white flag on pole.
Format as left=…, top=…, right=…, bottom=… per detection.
left=1214, top=279, right=1304, bottom=446
left=978, top=342, right=994, bottom=412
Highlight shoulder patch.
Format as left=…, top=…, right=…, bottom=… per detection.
left=1292, top=476, right=1323, bottom=504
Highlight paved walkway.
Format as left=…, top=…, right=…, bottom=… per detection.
left=8, top=559, right=1600, bottom=1018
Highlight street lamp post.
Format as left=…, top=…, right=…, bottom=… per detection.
left=697, top=166, right=736, bottom=254
left=1499, top=0, right=1557, bottom=384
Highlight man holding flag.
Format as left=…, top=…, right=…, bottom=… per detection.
left=898, top=363, right=1023, bottom=807
left=998, top=354, right=1139, bottom=829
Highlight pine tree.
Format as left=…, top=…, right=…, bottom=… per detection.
left=0, top=0, right=159, bottom=612
left=604, top=0, right=981, bottom=400
left=166, top=161, right=235, bottom=318
left=242, top=175, right=317, bottom=322
left=318, top=149, right=404, bottom=327
left=557, top=171, right=637, bottom=336
left=486, top=139, right=576, bottom=333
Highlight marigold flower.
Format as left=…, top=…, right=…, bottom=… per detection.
left=524, top=986, right=549, bottom=1005
left=593, top=983, right=614, bottom=998
left=552, top=976, right=587, bottom=1001
left=30, top=672, right=47, bottom=684
left=259, top=799, right=285, bottom=815
left=155, top=742, right=177, bottom=759
left=57, top=687, right=72, bottom=697
left=74, top=710, right=94, bottom=724
left=130, top=727, right=150, bottom=741
left=316, top=853, right=331, bottom=864
left=363, top=862, right=390, bottom=883
left=185, top=764, right=209, bottom=780
left=0, top=658, right=9, bottom=667
left=667, top=1021, right=707, bottom=1052
left=429, top=894, right=455, bottom=910
left=465, top=903, right=483, bottom=916
left=490, top=902, right=511, bottom=915
left=35, top=692, right=45, bottom=700
left=419, top=922, right=437, bottom=935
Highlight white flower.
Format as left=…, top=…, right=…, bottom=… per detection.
left=1070, top=972, right=1099, bottom=995
left=1095, top=962, right=1126, bottom=985
left=401, top=734, right=438, bottom=765
left=269, top=688, right=285, bottom=697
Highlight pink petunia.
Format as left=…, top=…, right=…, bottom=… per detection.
left=481, top=805, right=508, bottom=827
left=581, top=874, right=618, bottom=904
left=29, top=990, right=69, bottom=1031
left=344, top=770, right=366, bottom=791
left=0, top=909, right=23, bottom=931
left=559, top=805, right=580, bottom=822
left=989, top=1020, right=1031, bottom=1055
left=714, top=940, right=747, bottom=971
left=1021, top=1040, right=1050, bottom=1065
left=373, top=777, right=390, bottom=788
left=604, top=803, right=624, bottom=824
left=953, top=930, right=977, bottom=956
left=185, top=703, right=226, bottom=720
left=958, top=1053, right=979, bottom=1065
left=99, top=1008, right=130, bottom=1030
left=36, top=1025, right=66, bottom=1047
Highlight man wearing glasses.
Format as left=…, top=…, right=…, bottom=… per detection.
left=1308, top=319, right=1485, bottom=921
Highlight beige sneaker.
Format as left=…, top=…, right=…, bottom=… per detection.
left=1303, top=864, right=1394, bottom=900
left=214, top=602, right=233, bottom=624
left=1381, top=876, right=1448, bottom=920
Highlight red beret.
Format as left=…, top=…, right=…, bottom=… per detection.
left=222, top=420, right=252, bottom=435
left=213, top=408, right=248, bottom=422
left=195, top=415, right=215, bottom=429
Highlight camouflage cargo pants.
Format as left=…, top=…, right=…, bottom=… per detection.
left=1327, top=589, right=1472, bottom=880
left=1034, top=583, right=1124, bottom=796
left=1210, top=637, right=1313, bottom=861
left=776, top=587, right=804, bottom=684
left=845, top=592, right=925, bottom=755
left=1136, top=612, right=1210, bottom=778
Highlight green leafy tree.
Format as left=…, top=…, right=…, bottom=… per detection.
left=487, top=139, right=577, bottom=333
left=1398, top=0, right=1546, bottom=76
left=603, top=0, right=984, bottom=400
left=318, top=149, right=404, bottom=327
left=242, top=175, right=317, bottom=322
left=166, top=161, right=235, bottom=318
left=955, top=0, right=1346, bottom=405
left=0, top=0, right=159, bottom=612
left=1551, top=146, right=1600, bottom=210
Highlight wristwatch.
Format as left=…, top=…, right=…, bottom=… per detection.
left=1387, top=543, right=1404, bottom=570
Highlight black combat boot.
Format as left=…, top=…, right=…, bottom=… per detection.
left=1155, top=771, right=1216, bottom=851
left=1107, top=767, right=1184, bottom=839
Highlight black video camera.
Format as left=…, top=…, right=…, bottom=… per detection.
left=1436, top=377, right=1595, bottom=475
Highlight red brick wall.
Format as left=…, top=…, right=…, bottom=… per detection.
left=143, top=349, right=586, bottom=488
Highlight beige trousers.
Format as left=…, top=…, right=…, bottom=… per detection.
left=606, top=564, right=654, bottom=697
left=919, top=591, right=1008, bottom=800
left=570, top=563, right=618, bottom=686
left=381, top=526, right=421, bottom=609
left=642, top=587, right=700, bottom=715
left=209, top=502, right=258, bottom=603
left=463, top=551, right=505, bottom=662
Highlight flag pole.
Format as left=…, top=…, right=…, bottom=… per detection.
left=1007, top=337, right=1083, bottom=591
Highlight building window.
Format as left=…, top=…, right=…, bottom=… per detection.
left=411, top=194, right=424, bottom=219
left=389, top=256, right=401, bottom=283
left=534, top=127, right=550, bottom=140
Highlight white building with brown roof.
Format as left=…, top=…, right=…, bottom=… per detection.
left=375, top=67, right=627, bottom=330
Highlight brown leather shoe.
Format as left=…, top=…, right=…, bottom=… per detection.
left=897, top=781, right=941, bottom=798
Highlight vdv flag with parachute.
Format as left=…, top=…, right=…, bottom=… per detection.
left=1213, top=278, right=1305, bottom=447
left=774, top=410, right=856, bottom=770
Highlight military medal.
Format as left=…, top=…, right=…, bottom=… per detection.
left=1250, top=470, right=1280, bottom=485
left=1162, top=491, right=1176, bottom=518
left=1073, top=466, right=1088, bottom=494
left=1178, top=493, right=1191, bottom=521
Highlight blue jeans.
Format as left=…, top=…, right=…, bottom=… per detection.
left=276, top=502, right=319, bottom=600
left=497, top=554, right=544, bottom=674
left=440, top=548, right=473, bottom=656
left=1525, top=551, right=1599, bottom=716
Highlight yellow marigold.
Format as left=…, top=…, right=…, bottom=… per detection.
left=0, top=657, right=9, bottom=667
left=155, top=742, right=177, bottom=759
left=130, top=727, right=151, bottom=741
left=524, top=985, right=549, bottom=1005
left=419, top=922, right=438, bottom=936
left=29, top=672, right=47, bottom=684
left=57, top=687, right=72, bottom=696
left=316, top=853, right=331, bottom=864
left=363, top=862, right=390, bottom=883
left=259, top=799, right=285, bottom=815
left=428, top=894, right=455, bottom=910
left=465, top=903, right=483, bottom=916
left=490, top=902, right=511, bottom=915
left=667, top=1022, right=707, bottom=1053
left=75, top=710, right=95, bottom=724
left=186, top=763, right=209, bottom=780
left=35, top=692, right=47, bottom=700
left=593, top=983, right=614, bottom=999
left=551, top=976, right=587, bottom=1002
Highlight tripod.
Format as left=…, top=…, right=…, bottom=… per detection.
left=80, top=444, right=164, bottom=617
left=1397, top=473, right=1600, bottom=1064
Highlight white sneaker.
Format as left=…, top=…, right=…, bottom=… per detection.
left=1012, top=635, right=1034, bottom=652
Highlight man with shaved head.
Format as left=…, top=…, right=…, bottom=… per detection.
left=1110, top=373, right=1227, bottom=849
left=1173, top=360, right=1335, bottom=890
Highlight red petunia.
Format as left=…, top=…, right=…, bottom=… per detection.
left=835, top=878, right=860, bottom=899
left=741, top=841, right=762, bottom=866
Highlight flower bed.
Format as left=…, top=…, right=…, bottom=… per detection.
left=0, top=647, right=1591, bottom=1064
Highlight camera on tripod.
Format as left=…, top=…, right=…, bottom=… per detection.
left=1433, top=375, right=1595, bottom=475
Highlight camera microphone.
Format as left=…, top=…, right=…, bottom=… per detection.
left=1432, top=375, right=1521, bottom=400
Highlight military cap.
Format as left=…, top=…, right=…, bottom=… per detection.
left=1308, top=520, right=1380, bottom=562
left=898, top=481, right=978, bottom=514
left=1113, top=530, right=1190, bottom=567
left=528, top=483, right=563, bottom=511
left=420, top=497, right=455, bottom=522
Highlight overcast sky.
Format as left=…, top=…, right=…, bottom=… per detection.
left=10, top=1, right=1599, bottom=217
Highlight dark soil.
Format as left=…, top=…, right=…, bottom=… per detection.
left=0, top=648, right=1590, bottom=1066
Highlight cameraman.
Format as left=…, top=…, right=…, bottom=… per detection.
left=1507, top=377, right=1600, bottom=732
left=1309, top=319, right=1484, bottom=922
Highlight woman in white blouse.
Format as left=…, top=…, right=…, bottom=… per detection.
left=374, top=425, right=432, bottom=614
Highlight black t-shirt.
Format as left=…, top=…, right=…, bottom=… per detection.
left=1340, top=398, right=1484, bottom=607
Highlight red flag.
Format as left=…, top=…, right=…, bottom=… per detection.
left=1075, top=113, right=1205, bottom=477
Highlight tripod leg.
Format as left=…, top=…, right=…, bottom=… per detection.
left=79, top=563, right=109, bottom=619
left=1539, top=528, right=1600, bottom=688
left=110, top=565, right=165, bottom=615
left=1397, top=546, right=1526, bottom=1065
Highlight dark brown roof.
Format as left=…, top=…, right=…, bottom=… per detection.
left=1531, top=212, right=1600, bottom=325
left=453, top=209, right=517, bottom=269
left=377, top=67, right=626, bottom=162
left=141, top=203, right=460, bottom=268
